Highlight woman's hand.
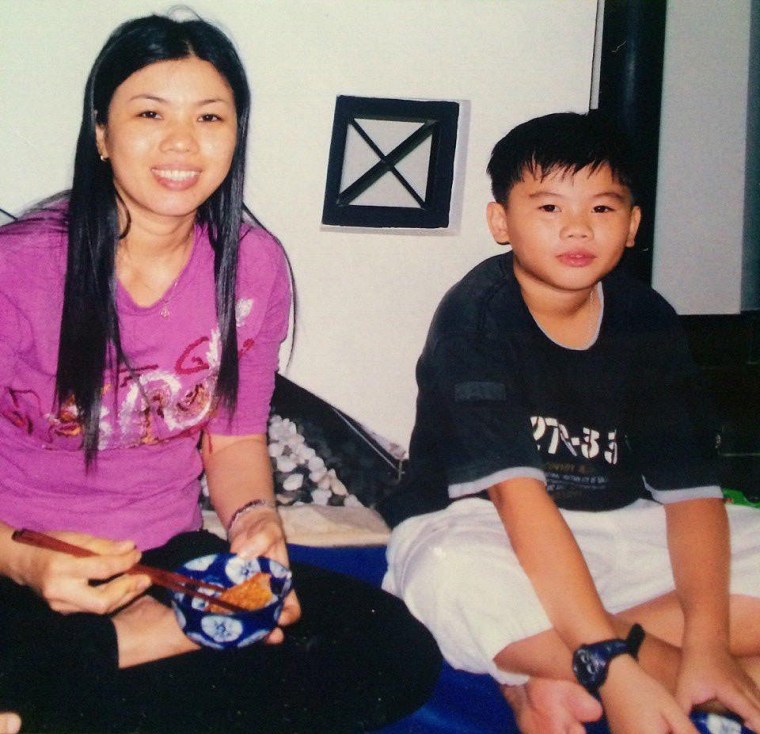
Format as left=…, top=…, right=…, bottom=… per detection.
left=10, top=530, right=151, bottom=614
left=0, top=712, right=21, bottom=734
left=227, top=506, right=301, bottom=642
left=676, top=643, right=760, bottom=733
left=228, top=504, right=286, bottom=563
left=202, top=431, right=303, bottom=642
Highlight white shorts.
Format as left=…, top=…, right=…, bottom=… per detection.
left=382, top=498, right=760, bottom=685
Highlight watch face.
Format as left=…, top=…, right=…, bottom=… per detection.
left=573, top=639, right=629, bottom=691
left=574, top=648, right=604, bottom=686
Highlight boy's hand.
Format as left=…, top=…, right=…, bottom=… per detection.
left=676, top=644, right=760, bottom=733
left=601, top=656, right=698, bottom=734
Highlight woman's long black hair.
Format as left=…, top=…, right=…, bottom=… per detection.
left=58, top=13, right=252, bottom=463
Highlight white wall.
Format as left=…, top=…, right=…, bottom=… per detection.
left=0, top=0, right=597, bottom=447
left=653, top=0, right=753, bottom=314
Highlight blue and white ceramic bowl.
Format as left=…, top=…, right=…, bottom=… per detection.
left=170, top=553, right=292, bottom=649
left=691, top=711, right=749, bottom=734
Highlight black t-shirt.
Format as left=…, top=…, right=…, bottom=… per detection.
left=378, top=253, right=719, bottom=527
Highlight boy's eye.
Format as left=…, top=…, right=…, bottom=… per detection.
left=538, top=204, right=559, bottom=213
left=593, top=205, right=614, bottom=213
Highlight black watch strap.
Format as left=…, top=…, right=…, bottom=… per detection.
left=625, top=622, right=645, bottom=659
left=572, top=623, right=645, bottom=694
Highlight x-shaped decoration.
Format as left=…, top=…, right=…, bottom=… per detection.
left=322, top=96, right=459, bottom=229
left=337, top=118, right=438, bottom=208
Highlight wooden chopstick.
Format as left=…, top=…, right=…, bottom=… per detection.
left=11, top=528, right=249, bottom=614
left=12, top=528, right=225, bottom=590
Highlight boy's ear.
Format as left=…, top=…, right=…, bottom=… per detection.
left=626, top=205, right=642, bottom=248
left=486, top=202, right=510, bottom=246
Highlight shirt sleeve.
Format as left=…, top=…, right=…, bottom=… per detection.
left=207, top=228, right=291, bottom=436
left=0, top=291, right=26, bottom=382
left=0, top=210, right=68, bottom=393
left=0, top=238, right=34, bottom=384
left=425, top=331, right=545, bottom=498
left=625, top=300, right=722, bottom=502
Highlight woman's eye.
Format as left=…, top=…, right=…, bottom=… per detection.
left=138, top=110, right=160, bottom=119
left=199, top=113, right=222, bottom=122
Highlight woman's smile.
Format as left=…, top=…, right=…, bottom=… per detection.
left=152, top=167, right=202, bottom=189
left=96, top=57, right=237, bottom=228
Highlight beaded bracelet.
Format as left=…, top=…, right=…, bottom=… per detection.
left=226, top=498, right=278, bottom=537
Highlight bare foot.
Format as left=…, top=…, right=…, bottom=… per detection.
left=501, top=677, right=603, bottom=734
left=0, top=712, right=21, bottom=734
left=112, top=596, right=199, bottom=668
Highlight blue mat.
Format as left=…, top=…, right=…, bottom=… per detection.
left=286, top=545, right=749, bottom=734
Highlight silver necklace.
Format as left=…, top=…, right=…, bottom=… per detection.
left=159, top=278, right=180, bottom=319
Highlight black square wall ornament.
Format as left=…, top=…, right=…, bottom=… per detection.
left=322, top=96, right=460, bottom=230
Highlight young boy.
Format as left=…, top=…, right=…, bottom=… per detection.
left=379, top=112, right=760, bottom=734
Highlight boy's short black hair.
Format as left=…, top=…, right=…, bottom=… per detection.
left=487, top=111, right=638, bottom=204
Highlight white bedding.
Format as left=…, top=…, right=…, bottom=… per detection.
left=202, top=505, right=390, bottom=547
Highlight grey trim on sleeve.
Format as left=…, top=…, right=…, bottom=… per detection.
left=449, top=466, right=546, bottom=498
left=644, top=479, right=723, bottom=504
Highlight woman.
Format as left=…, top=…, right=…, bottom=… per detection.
left=0, top=13, right=440, bottom=733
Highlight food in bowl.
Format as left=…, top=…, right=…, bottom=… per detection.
left=170, top=553, right=292, bottom=649
left=208, top=571, right=273, bottom=613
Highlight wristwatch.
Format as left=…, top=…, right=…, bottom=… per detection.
left=572, top=623, right=645, bottom=694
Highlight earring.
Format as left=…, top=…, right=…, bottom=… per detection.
left=99, top=154, right=108, bottom=162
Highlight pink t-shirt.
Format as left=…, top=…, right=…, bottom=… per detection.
left=0, top=206, right=290, bottom=549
